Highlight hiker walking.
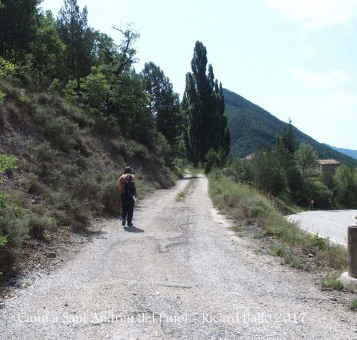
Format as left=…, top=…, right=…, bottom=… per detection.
left=118, top=166, right=136, bottom=227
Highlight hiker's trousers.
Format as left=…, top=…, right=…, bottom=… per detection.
left=121, top=194, right=135, bottom=224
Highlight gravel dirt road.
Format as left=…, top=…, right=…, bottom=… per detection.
left=1, top=174, right=357, bottom=339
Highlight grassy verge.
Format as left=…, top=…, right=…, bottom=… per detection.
left=208, top=170, right=348, bottom=281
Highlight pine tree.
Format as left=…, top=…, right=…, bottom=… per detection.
left=31, top=10, right=66, bottom=84
left=56, top=0, right=95, bottom=93
left=141, top=62, right=182, bottom=147
left=0, top=0, right=39, bottom=60
left=182, top=41, right=230, bottom=166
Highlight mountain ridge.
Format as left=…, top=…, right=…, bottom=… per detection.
left=327, top=145, right=357, bottom=160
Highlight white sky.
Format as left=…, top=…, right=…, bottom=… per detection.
left=41, top=0, right=357, bottom=150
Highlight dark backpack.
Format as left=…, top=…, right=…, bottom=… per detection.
left=124, top=175, right=136, bottom=200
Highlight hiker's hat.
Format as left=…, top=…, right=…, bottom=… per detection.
left=124, top=166, right=132, bottom=174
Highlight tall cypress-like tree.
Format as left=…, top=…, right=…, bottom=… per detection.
left=276, top=120, right=303, bottom=202
left=282, top=118, right=296, bottom=154
left=182, top=41, right=230, bottom=166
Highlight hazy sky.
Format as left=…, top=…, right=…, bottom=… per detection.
left=41, top=0, right=357, bottom=150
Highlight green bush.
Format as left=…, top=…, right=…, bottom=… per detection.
left=251, top=151, right=286, bottom=197
left=28, top=214, right=56, bottom=240
left=33, top=107, right=79, bottom=151
left=0, top=205, right=28, bottom=248
left=82, top=68, right=110, bottom=110
left=72, top=176, right=101, bottom=202
left=26, top=177, right=51, bottom=198
left=171, top=157, right=186, bottom=178
left=93, top=115, right=120, bottom=137
left=101, top=181, right=120, bottom=215
left=63, top=79, right=78, bottom=101
left=204, top=148, right=223, bottom=174
left=34, top=141, right=59, bottom=163
left=0, top=235, right=6, bottom=246
left=228, top=157, right=251, bottom=183
left=0, top=154, right=17, bottom=180
left=307, top=180, right=333, bottom=209
left=309, top=234, right=329, bottom=250
left=0, top=204, right=29, bottom=271
left=0, top=57, right=16, bottom=77
left=50, top=189, right=90, bottom=229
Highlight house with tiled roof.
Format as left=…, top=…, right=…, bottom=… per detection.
left=317, top=159, right=340, bottom=174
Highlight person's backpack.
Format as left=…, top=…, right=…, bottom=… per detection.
left=124, top=175, right=136, bottom=200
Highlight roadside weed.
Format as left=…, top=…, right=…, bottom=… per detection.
left=320, top=273, right=344, bottom=291
left=349, top=299, right=357, bottom=311
left=176, top=175, right=197, bottom=202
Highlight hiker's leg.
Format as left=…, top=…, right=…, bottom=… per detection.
left=121, top=195, right=128, bottom=225
left=127, top=202, right=134, bottom=226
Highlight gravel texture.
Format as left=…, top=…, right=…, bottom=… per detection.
left=1, top=174, right=357, bottom=339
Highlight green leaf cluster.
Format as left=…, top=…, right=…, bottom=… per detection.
left=0, top=235, right=6, bottom=246
left=0, top=154, right=17, bottom=181
left=0, top=57, right=15, bottom=77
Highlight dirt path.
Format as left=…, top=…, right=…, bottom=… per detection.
left=1, top=174, right=356, bottom=339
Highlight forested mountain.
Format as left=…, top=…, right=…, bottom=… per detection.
left=224, top=89, right=357, bottom=167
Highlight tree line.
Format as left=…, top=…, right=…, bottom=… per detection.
left=0, top=0, right=230, bottom=167
left=226, top=121, right=357, bottom=209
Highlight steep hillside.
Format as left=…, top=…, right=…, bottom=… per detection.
left=0, top=80, right=177, bottom=278
left=224, top=88, right=357, bottom=167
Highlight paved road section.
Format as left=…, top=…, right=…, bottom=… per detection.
left=287, top=210, right=357, bottom=245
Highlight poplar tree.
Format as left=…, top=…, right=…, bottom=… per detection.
left=182, top=41, right=230, bottom=166
left=276, top=121, right=303, bottom=202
